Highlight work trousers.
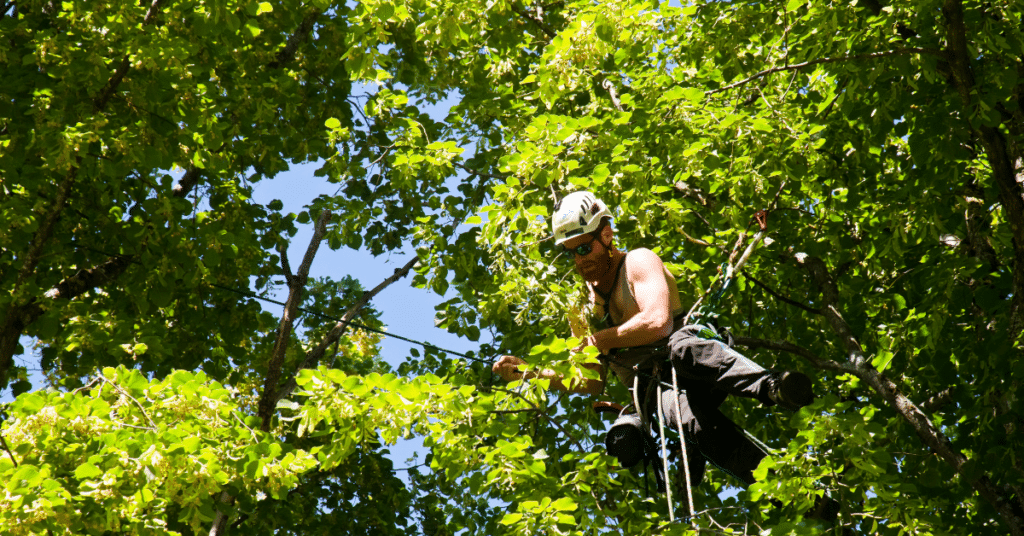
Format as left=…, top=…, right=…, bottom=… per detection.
left=635, top=325, right=772, bottom=486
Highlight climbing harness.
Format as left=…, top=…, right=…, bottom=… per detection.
left=597, top=204, right=777, bottom=523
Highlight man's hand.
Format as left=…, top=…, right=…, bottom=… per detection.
left=574, top=331, right=614, bottom=355
left=492, top=355, right=527, bottom=381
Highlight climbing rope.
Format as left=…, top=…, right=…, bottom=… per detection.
left=685, top=208, right=770, bottom=326
left=208, top=283, right=488, bottom=364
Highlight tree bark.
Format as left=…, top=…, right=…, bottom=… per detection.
left=0, top=166, right=79, bottom=388
left=274, top=254, right=420, bottom=406
left=942, top=0, right=1024, bottom=343
left=257, top=209, right=332, bottom=432
left=775, top=250, right=1024, bottom=536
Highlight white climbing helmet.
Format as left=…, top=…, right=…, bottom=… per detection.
left=551, top=191, right=613, bottom=246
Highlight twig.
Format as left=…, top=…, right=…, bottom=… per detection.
left=455, top=163, right=508, bottom=179
left=510, top=4, right=557, bottom=38
left=706, top=48, right=941, bottom=96
left=233, top=411, right=258, bottom=441
left=492, top=387, right=588, bottom=454
left=101, top=376, right=158, bottom=430
left=0, top=430, right=17, bottom=467
left=742, top=269, right=821, bottom=314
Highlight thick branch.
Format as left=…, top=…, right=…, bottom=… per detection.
left=274, top=255, right=420, bottom=405
left=0, top=166, right=79, bottom=388
left=791, top=253, right=868, bottom=367
left=942, top=0, right=1024, bottom=342
left=863, top=363, right=1022, bottom=535
left=257, top=209, right=333, bottom=432
left=706, top=48, right=940, bottom=96
left=789, top=247, right=1023, bottom=534
left=172, top=168, right=202, bottom=198
left=922, top=387, right=956, bottom=413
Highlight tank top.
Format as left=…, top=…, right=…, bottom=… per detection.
left=589, top=250, right=685, bottom=386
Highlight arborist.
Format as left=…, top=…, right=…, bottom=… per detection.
left=492, top=191, right=814, bottom=489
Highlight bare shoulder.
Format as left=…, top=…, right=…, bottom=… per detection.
left=626, top=248, right=667, bottom=278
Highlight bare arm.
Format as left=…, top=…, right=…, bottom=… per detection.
left=492, top=355, right=605, bottom=395
left=589, top=248, right=673, bottom=354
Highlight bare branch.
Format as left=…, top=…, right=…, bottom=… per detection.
left=732, top=336, right=841, bottom=373
left=706, top=48, right=941, bottom=96
left=274, top=254, right=420, bottom=405
left=922, top=387, right=956, bottom=413
left=0, top=431, right=17, bottom=467
left=455, top=163, right=508, bottom=179
left=257, top=209, right=333, bottom=432
left=510, top=4, right=557, bottom=38
left=742, top=269, right=821, bottom=314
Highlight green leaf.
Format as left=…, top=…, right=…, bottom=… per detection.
left=74, top=463, right=103, bottom=480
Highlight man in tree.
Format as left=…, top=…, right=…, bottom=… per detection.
left=492, top=191, right=814, bottom=486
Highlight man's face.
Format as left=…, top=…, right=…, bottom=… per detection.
left=563, top=231, right=611, bottom=281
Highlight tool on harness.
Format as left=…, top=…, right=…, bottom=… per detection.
left=604, top=407, right=667, bottom=493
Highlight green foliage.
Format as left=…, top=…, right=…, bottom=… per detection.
left=4, top=0, right=1024, bottom=534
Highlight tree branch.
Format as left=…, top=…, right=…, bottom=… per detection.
left=942, top=0, right=1024, bottom=344
left=790, top=252, right=868, bottom=367
left=257, top=209, right=333, bottom=432
left=92, top=0, right=164, bottom=111
left=455, top=163, right=508, bottom=179
left=732, top=336, right=843, bottom=373
left=172, top=168, right=202, bottom=199
left=742, top=269, right=821, bottom=314
left=0, top=430, right=18, bottom=467
left=788, top=247, right=1024, bottom=535
left=0, top=165, right=79, bottom=388
left=268, top=9, right=321, bottom=69
left=922, top=387, right=956, bottom=413
left=510, top=4, right=557, bottom=39
left=706, top=48, right=941, bottom=96
left=280, top=243, right=295, bottom=287
left=274, top=254, right=420, bottom=405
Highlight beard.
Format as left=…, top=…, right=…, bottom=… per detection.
left=577, top=251, right=613, bottom=282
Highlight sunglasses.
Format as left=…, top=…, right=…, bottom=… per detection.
left=562, top=235, right=600, bottom=258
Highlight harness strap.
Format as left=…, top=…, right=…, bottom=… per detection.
left=590, top=255, right=627, bottom=328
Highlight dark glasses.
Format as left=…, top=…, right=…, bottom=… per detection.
left=562, top=235, right=598, bottom=258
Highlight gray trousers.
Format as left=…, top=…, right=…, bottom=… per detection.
left=637, top=325, right=772, bottom=486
